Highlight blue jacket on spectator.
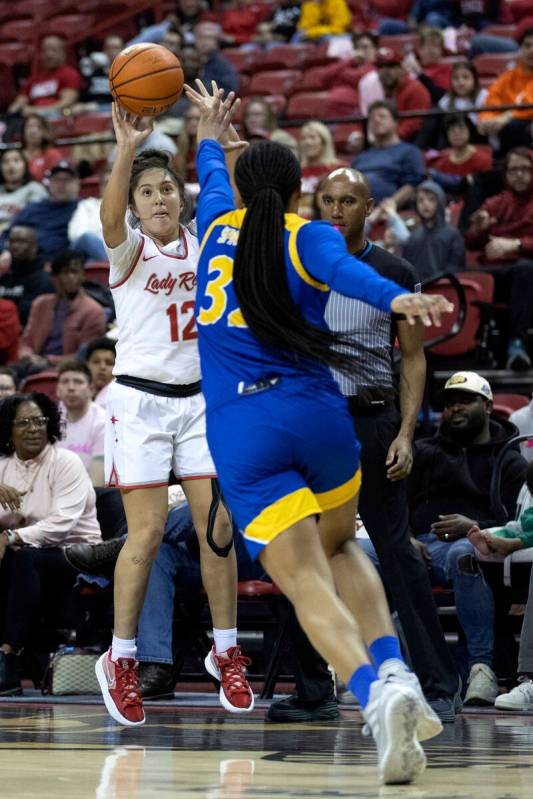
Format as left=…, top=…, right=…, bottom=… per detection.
left=8, top=199, right=78, bottom=261
left=352, top=142, right=425, bottom=203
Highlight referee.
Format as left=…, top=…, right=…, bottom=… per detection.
left=267, top=167, right=460, bottom=723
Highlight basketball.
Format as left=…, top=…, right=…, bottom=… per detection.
left=109, top=43, right=184, bottom=117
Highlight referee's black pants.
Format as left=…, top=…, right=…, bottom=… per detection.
left=288, top=402, right=458, bottom=703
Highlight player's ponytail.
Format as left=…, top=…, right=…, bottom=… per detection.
left=233, top=141, right=359, bottom=373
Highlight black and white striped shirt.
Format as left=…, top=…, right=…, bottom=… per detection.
left=325, top=242, right=416, bottom=397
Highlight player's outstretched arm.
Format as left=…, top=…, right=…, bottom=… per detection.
left=100, top=103, right=153, bottom=248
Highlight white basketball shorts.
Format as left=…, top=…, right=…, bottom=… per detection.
left=104, top=381, right=216, bottom=489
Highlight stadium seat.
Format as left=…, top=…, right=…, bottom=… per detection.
left=482, top=24, right=517, bottom=38
left=296, top=65, right=328, bottom=92
left=423, top=271, right=494, bottom=357
left=303, top=44, right=338, bottom=68
left=234, top=94, right=287, bottom=123
left=84, top=262, right=110, bottom=286
left=45, top=13, right=95, bottom=38
left=21, top=370, right=59, bottom=401
left=0, top=42, right=29, bottom=67
left=492, top=393, right=530, bottom=419
left=287, top=91, right=340, bottom=120
left=15, top=0, right=72, bottom=15
left=473, top=52, right=518, bottom=76
left=244, top=69, right=302, bottom=97
left=222, top=48, right=260, bottom=73
left=331, top=121, right=363, bottom=153
left=1, top=18, right=37, bottom=41
left=379, top=34, right=417, bottom=57
left=253, top=44, right=311, bottom=71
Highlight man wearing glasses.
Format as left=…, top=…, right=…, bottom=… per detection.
left=465, top=147, right=533, bottom=370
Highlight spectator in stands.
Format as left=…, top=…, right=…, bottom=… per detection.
left=219, top=0, right=271, bottom=46
left=0, top=392, right=102, bottom=695
left=464, top=147, right=533, bottom=370
left=299, top=122, right=340, bottom=210
left=352, top=100, right=425, bottom=207
left=175, top=106, right=201, bottom=183
left=478, top=26, right=533, bottom=154
left=19, top=250, right=106, bottom=371
left=299, top=32, right=378, bottom=95
left=8, top=161, right=79, bottom=262
left=429, top=115, right=493, bottom=184
left=494, top=562, right=533, bottom=711
left=130, top=0, right=208, bottom=47
left=361, top=371, right=527, bottom=706
left=22, top=114, right=63, bottom=183
left=7, top=35, right=82, bottom=118
left=393, top=180, right=466, bottom=281
left=85, top=337, right=115, bottom=409
left=0, top=368, right=17, bottom=399
left=379, top=0, right=458, bottom=34
left=0, top=301, right=19, bottom=366
left=402, top=26, right=452, bottom=103
left=193, top=23, right=240, bottom=94
left=249, top=0, right=301, bottom=47
left=358, top=47, right=432, bottom=141
left=241, top=97, right=298, bottom=155
left=68, top=165, right=110, bottom=262
left=438, top=61, right=488, bottom=127
left=510, top=396, right=533, bottom=463
left=0, top=226, right=54, bottom=326
left=295, top=0, right=351, bottom=41
left=77, top=35, right=124, bottom=112
left=0, top=150, right=47, bottom=239
left=161, top=41, right=201, bottom=120
left=56, top=360, right=105, bottom=487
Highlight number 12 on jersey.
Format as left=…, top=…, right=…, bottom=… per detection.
left=166, top=300, right=198, bottom=343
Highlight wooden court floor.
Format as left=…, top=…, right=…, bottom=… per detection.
left=1, top=701, right=533, bottom=798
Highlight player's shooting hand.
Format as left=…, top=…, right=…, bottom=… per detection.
left=184, top=80, right=240, bottom=144
left=111, top=103, right=154, bottom=150
left=390, top=293, right=453, bottom=327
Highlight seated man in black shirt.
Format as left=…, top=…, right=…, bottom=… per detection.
left=0, top=226, right=54, bottom=325
left=267, top=168, right=460, bottom=723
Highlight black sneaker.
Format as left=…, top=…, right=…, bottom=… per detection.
left=0, top=651, right=22, bottom=696
left=267, top=695, right=340, bottom=722
left=64, top=537, right=125, bottom=577
left=138, top=662, right=175, bottom=700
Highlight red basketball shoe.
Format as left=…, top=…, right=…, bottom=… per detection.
left=95, top=649, right=145, bottom=727
left=205, top=645, right=254, bottom=713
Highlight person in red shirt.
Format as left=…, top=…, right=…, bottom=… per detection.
left=429, top=114, right=493, bottom=180
left=8, top=35, right=82, bottom=118
left=358, top=47, right=432, bottom=142
left=465, top=147, right=533, bottom=370
left=0, top=299, right=20, bottom=365
left=219, top=0, right=272, bottom=45
left=22, top=114, right=63, bottom=182
left=403, top=26, right=452, bottom=102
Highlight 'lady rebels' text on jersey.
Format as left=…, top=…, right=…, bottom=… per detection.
left=105, top=223, right=200, bottom=385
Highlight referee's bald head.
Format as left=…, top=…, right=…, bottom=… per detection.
left=321, top=167, right=371, bottom=199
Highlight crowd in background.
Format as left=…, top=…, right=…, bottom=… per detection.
left=0, top=0, right=533, bottom=708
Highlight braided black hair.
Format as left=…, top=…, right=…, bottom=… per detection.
left=233, top=141, right=362, bottom=373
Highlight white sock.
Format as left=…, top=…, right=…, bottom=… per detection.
left=377, top=657, right=409, bottom=680
left=111, top=635, right=137, bottom=662
left=213, top=627, right=237, bottom=654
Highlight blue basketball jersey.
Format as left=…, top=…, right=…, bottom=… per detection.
left=195, top=139, right=406, bottom=412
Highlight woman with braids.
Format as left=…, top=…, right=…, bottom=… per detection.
left=95, top=103, right=253, bottom=728
left=186, top=80, right=453, bottom=786
left=0, top=392, right=102, bottom=695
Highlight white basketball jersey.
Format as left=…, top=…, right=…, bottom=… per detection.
left=106, top=223, right=200, bottom=385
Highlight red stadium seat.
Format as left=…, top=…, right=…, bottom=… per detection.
left=1, top=19, right=37, bottom=41
left=14, top=0, right=72, bottom=16
left=0, top=42, right=29, bottom=67
left=79, top=175, right=100, bottom=199
left=482, top=24, right=517, bottom=38
left=287, top=91, right=340, bottom=120
left=303, top=43, right=338, bottom=68
left=45, top=14, right=94, bottom=38
left=331, top=121, right=363, bottom=153
left=85, top=262, right=110, bottom=286
left=252, top=44, right=311, bottom=71
left=492, top=393, right=529, bottom=419
left=379, top=34, right=417, bottom=57
left=234, top=94, right=287, bottom=123
left=21, top=370, right=59, bottom=401
left=423, top=271, right=494, bottom=356
left=222, top=48, right=260, bottom=73
left=473, top=52, right=518, bottom=76
left=296, top=65, right=329, bottom=92
left=244, top=69, right=302, bottom=96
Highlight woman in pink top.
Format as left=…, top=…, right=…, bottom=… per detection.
left=0, top=391, right=102, bottom=695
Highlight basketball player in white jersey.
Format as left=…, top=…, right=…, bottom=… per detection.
left=95, top=103, right=253, bottom=726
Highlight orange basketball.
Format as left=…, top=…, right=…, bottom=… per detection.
left=109, top=43, right=184, bottom=117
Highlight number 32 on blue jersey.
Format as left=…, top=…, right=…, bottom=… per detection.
left=197, top=255, right=247, bottom=329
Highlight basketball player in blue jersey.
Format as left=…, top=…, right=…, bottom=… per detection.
left=185, top=81, right=453, bottom=785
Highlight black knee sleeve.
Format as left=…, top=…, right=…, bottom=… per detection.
left=206, top=478, right=234, bottom=558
